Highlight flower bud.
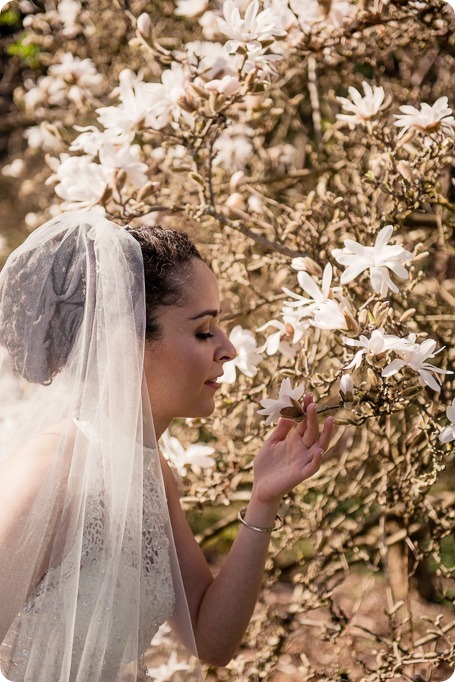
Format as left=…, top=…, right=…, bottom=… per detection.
left=339, top=374, right=354, bottom=403
left=207, top=91, right=226, bottom=114
left=401, top=384, right=423, bottom=397
left=230, top=170, right=244, bottom=191
left=226, top=192, right=246, bottom=211
left=399, top=308, right=416, bottom=323
left=343, top=308, right=360, bottom=333
left=99, top=185, right=113, bottom=205
left=291, top=257, right=307, bottom=272
left=205, top=75, right=241, bottom=97
left=396, top=160, right=413, bottom=183
left=189, top=172, right=204, bottom=185
left=190, top=79, right=210, bottom=99
left=137, top=13, right=153, bottom=40
left=114, top=168, right=127, bottom=190
left=176, top=93, right=197, bottom=113
left=137, top=180, right=159, bottom=202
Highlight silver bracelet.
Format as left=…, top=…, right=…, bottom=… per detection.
left=237, top=507, right=284, bottom=533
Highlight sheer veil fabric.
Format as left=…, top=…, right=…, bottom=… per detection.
left=0, top=212, right=202, bottom=680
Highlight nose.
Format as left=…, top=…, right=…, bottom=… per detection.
left=216, top=329, right=237, bottom=363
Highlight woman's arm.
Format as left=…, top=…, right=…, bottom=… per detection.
left=161, top=395, right=334, bottom=667
left=0, top=427, right=73, bottom=642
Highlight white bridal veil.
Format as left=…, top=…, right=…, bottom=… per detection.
left=0, top=212, right=202, bottom=680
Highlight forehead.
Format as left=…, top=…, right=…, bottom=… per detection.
left=183, top=260, right=219, bottom=310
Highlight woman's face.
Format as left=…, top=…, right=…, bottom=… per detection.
left=143, top=259, right=237, bottom=437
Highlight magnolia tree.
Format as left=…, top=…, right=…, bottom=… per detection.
left=2, top=0, right=455, bottom=679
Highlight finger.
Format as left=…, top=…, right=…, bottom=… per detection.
left=317, top=417, right=335, bottom=451
left=301, top=445, right=324, bottom=479
left=301, top=402, right=319, bottom=446
left=303, top=392, right=313, bottom=409
left=268, top=418, right=294, bottom=443
left=296, top=393, right=313, bottom=435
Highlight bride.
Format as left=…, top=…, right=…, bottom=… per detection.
left=0, top=212, right=334, bottom=680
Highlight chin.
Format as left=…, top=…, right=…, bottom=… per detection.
left=185, top=401, right=216, bottom=419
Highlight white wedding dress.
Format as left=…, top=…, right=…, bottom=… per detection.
left=0, top=418, right=175, bottom=681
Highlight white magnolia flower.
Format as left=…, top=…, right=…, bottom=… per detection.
left=2, top=159, right=25, bottom=178
left=175, top=0, right=208, bottom=16
left=23, top=75, right=67, bottom=111
left=53, top=154, right=108, bottom=210
left=336, top=81, right=391, bottom=127
left=394, top=96, right=455, bottom=138
left=283, top=262, right=334, bottom=309
left=258, top=377, right=306, bottom=425
left=96, top=66, right=189, bottom=135
left=312, top=299, right=349, bottom=330
left=283, top=263, right=348, bottom=330
left=256, top=310, right=309, bottom=360
left=290, top=0, right=354, bottom=30
left=213, top=125, right=254, bottom=170
left=146, top=651, right=191, bottom=682
left=219, top=325, right=262, bottom=384
left=217, top=0, right=287, bottom=54
left=332, top=225, right=413, bottom=297
left=439, top=398, right=455, bottom=443
left=160, top=431, right=216, bottom=476
left=382, top=335, right=453, bottom=392
left=96, top=70, right=165, bottom=133
left=57, top=0, right=82, bottom=37
left=98, top=143, right=148, bottom=188
left=23, top=124, right=63, bottom=151
left=185, top=41, right=236, bottom=81
left=342, top=328, right=411, bottom=370
left=49, top=53, right=103, bottom=90
left=69, top=125, right=133, bottom=156
left=263, top=0, right=298, bottom=32
left=242, top=45, right=283, bottom=76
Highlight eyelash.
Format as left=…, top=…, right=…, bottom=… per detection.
left=196, top=332, right=214, bottom=340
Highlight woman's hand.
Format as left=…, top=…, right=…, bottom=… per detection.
left=252, top=393, right=335, bottom=505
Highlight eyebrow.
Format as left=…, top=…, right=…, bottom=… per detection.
left=189, top=309, right=220, bottom=320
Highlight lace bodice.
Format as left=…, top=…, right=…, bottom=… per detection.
left=0, top=419, right=175, bottom=681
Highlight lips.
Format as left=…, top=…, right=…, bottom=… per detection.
left=205, top=374, right=222, bottom=388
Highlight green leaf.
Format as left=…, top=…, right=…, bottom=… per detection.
left=0, top=8, right=21, bottom=26
left=6, top=34, right=41, bottom=66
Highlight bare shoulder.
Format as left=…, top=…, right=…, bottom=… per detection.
left=0, top=419, right=77, bottom=505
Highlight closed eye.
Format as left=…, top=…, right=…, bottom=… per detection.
left=196, top=332, right=214, bottom=340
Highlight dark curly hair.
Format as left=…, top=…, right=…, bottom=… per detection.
left=125, top=224, right=202, bottom=341
left=0, top=223, right=202, bottom=385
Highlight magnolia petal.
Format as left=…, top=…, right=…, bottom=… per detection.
left=220, top=360, right=237, bottom=384
left=439, top=425, right=455, bottom=443
left=321, top=263, right=333, bottom=298
left=344, top=239, right=368, bottom=257
left=419, top=338, right=437, bottom=358
left=419, top=369, right=441, bottom=392
left=344, top=349, right=365, bottom=370
left=267, top=330, right=282, bottom=355
left=374, top=224, right=393, bottom=251
left=369, top=266, right=386, bottom=294
left=386, top=262, right=409, bottom=279
left=340, top=262, right=369, bottom=284
left=297, top=271, right=323, bottom=302
left=382, top=359, right=405, bottom=377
